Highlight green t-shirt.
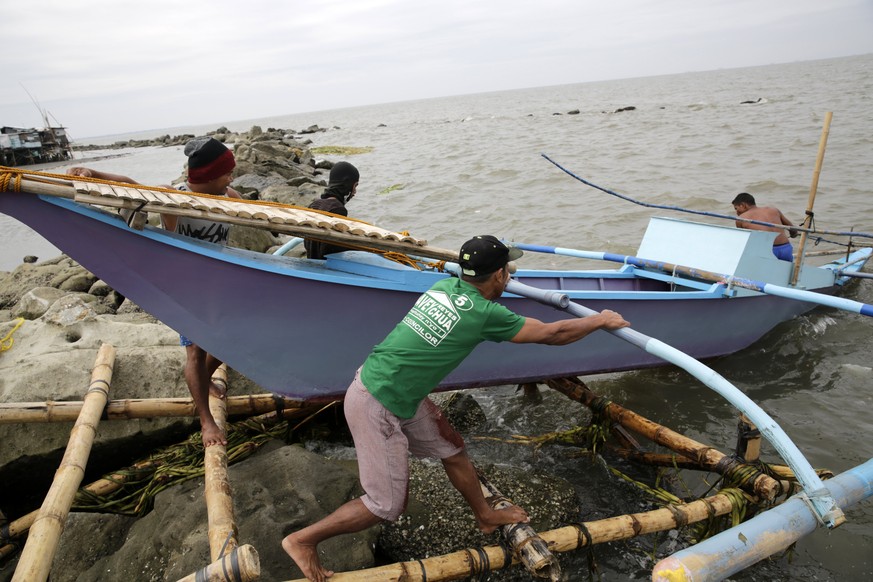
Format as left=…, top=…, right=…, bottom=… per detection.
left=360, top=276, right=525, bottom=418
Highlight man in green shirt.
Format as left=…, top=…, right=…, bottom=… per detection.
left=284, top=235, right=630, bottom=582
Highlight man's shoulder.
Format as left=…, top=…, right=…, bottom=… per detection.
left=309, top=197, right=346, bottom=214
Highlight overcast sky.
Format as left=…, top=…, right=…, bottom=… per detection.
left=2, top=0, right=871, bottom=139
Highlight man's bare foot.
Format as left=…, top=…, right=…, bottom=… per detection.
left=208, top=380, right=227, bottom=400
left=477, top=504, right=529, bottom=534
left=282, top=534, right=333, bottom=582
left=201, top=421, right=227, bottom=447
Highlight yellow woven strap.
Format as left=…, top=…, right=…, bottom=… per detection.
left=0, top=318, right=25, bottom=353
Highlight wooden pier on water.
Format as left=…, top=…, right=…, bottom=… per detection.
left=0, top=126, right=73, bottom=168
left=0, top=343, right=853, bottom=581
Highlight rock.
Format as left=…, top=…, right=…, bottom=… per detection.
left=11, top=286, right=68, bottom=319
left=230, top=173, right=288, bottom=198
left=432, top=391, right=487, bottom=432
left=88, top=279, right=112, bottom=297
left=23, top=255, right=38, bottom=263
left=45, top=444, right=378, bottom=582
left=41, top=294, right=102, bottom=326
left=0, top=259, right=69, bottom=309
left=228, top=226, right=281, bottom=253
left=259, top=184, right=310, bottom=207
left=50, top=513, right=138, bottom=582
left=0, top=314, right=188, bottom=469
left=378, top=460, right=580, bottom=562
left=58, top=270, right=99, bottom=292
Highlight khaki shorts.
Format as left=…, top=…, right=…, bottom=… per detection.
left=344, top=369, right=464, bottom=521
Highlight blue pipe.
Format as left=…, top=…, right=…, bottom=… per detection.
left=512, top=242, right=873, bottom=318
left=504, top=278, right=845, bottom=528
left=652, top=457, right=873, bottom=581
left=272, top=237, right=304, bottom=256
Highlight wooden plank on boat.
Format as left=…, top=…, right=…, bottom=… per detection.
left=68, top=193, right=455, bottom=260
left=27, top=176, right=452, bottom=257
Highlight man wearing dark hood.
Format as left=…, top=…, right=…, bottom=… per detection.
left=304, top=161, right=360, bottom=259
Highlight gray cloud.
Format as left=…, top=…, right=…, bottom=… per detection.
left=2, top=0, right=871, bottom=137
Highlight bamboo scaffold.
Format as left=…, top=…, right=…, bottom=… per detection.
left=11, top=343, right=116, bottom=582
left=544, top=377, right=782, bottom=500
left=204, top=365, right=240, bottom=562
left=283, top=492, right=741, bottom=582
left=476, top=469, right=561, bottom=580
left=0, top=393, right=310, bottom=424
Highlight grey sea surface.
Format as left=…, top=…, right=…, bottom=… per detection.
left=2, top=54, right=872, bottom=580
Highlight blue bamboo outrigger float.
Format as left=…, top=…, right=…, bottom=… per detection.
left=1, top=166, right=872, bottom=580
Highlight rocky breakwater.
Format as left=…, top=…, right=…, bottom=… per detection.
left=0, top=127, right=582, bottom=581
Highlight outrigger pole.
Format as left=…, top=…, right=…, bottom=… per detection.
left=511, top=242, right=873, bottom=318
left=499, top=278, right=845, bottom=529
left=652, top=457, right=873, bottom=581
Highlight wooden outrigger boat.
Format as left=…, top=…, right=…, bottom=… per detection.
left=0, top=169, right=869, bottom=402
left=2, top=164, right=873, bottom=581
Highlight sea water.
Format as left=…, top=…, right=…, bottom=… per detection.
left=2, top=54, right=872, bottom=580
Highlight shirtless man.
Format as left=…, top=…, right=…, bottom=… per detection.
left=282, top=235, right=630, bottom=581
left=66, top=137, right=239, bottom=447
left=731, top=192, right=799, bottom=261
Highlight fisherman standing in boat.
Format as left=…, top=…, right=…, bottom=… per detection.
left=731, top=192, right=799, bottom=261
left=283, top=235, right=630, bottom=582
left=66, top=137, right=240, bottom=448
left=304, top=161, right=360, bottom=259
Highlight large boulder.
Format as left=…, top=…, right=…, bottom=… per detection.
left=43, top=443, right=379, bottom=582
left=0, top=257, right=73, bottom=309
left=11, top=286, right=69, bottom=319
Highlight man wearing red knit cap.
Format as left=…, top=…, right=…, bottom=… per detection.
left=66, top=136, right=241, bottom=447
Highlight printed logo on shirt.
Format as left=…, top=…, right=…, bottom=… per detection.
left=403, top=290, right=461, bottom=346
left=451, top=293, right=473, bottom=311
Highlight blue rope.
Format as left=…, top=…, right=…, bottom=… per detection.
left=541, top=153, right=873, bottom=241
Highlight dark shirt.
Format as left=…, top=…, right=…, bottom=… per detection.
left=304, top=197, right=348, bottom=259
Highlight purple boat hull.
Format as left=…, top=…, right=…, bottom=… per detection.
left=0, top=192, right=861, bottom=399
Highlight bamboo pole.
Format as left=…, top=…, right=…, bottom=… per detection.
left=545, top=377, right=781, bottom=501
left=477, top=469, right=561, bottom=581
left=175, top=544, right=260, bottom=582
left=791, top=112, right=833, bottom=285
left=204, top=365, right=239, bottom=562
left=0, top=393, right=310, bottom=424
left=283, top=492, right=736, bottom=582
left=12, top=343, right=116, bottom=582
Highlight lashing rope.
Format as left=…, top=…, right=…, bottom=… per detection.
left=0, top=318, right=25, bottom=354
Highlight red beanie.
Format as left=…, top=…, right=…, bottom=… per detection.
left=185, top=137, right=236, bottom=184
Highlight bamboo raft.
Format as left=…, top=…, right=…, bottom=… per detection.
left=0, top=344, right=855, bottom=581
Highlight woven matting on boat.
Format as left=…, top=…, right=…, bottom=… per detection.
left=71, top=181, right=427, bottom=246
